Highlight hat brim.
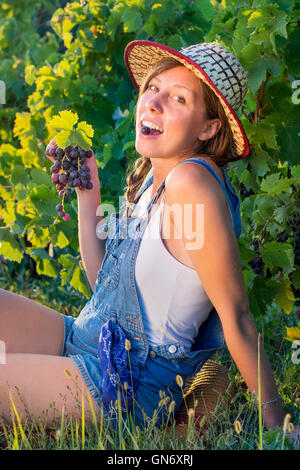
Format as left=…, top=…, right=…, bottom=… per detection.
left=124, top=40, right=250, bottom=159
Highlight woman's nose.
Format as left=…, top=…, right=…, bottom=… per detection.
left=145, top=94, right=163, bottom=113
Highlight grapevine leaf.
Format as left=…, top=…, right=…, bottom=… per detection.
left=290, top=269, right=300, bottom=289
left=58, top=253, right=80, bottom=268
left=0, top=228, right=23, bottom=263
left=53, top=230, right=69, bottom=249
left=11, top=214, right=32, bottom=236
left=28, top=247, right=53, bottom=260
left=69, top=129, right=92, bottom=151
left=30, top=168, right=51, bottom=186
left=35, top=258, right=59, bottom=278
left=76, top=121, right=94, bottom=138
left=60, top=265, right=75, bottom=286
left=70, top=265, right=91, bottom=298
left=260, top=174, right=293, bottom=195
left=260, top=241, right=294, bottom=269
left=290, top=166, right=300, bottom=183
left=285, top=325, right=300, bottom=342
left=49, top=110, right=78, bottom=131
left=11, top=165, right=28, bottom=185
left=55, top=130, right=72, bottom=149
left=274, top=279, right=295, bottom=314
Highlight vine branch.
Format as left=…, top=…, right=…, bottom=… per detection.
left=254, top=70, right=271, bottom=124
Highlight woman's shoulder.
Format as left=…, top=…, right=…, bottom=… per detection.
left=165, top=156, right=226, bottom=196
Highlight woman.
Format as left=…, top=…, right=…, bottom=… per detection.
left=0, top=40, right=298, bottom=441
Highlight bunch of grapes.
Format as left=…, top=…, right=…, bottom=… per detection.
left=249, top=237, right=265, bottom=277
left=46, top=144, right=93, bottom=221
left=238, top=181, right=255, bottom=197
left=291, top=212, right=300, bottom=266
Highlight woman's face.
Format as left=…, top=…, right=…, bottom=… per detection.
left=135, top=65, right=219, bottom=161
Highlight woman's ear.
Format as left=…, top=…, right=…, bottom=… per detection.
left=198, top=118, right=222, bottom=141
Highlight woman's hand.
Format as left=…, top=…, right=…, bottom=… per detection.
left=45, top=137, right=100, bottom=194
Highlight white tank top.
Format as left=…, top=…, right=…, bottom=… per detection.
left=132, top=181, right=213, bottom=352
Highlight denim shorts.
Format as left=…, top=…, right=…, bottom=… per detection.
left=60, top=313, right=185, bottom=428
left=61, top=314, right=104, bottom=411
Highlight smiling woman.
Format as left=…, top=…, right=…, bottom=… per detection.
left=125, top=56, right=238, bottom=204
left=0, top=38, right=299, bottom=444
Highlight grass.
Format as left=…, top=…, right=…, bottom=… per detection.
left=0, top=274, right=299, bottom=450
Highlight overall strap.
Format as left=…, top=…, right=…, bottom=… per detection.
left=172, top=157, right=239, bottom=235
left=130, top=158, right=241, bottom=238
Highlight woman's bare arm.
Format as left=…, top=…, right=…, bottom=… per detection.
left=46, top=139, right=106, bottom=292
left=164, top=163, right=289, bottom=430
left=76, top=186, right=106, bottom=292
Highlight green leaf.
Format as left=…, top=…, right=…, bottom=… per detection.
left=290, top=269, right=300, bottom=289
left=248, top=277, right=273, bottom=316
left=11, top=165, right=28, bottom=185
left=55, top=130, right=72, bottom=149
left=251, top=150, right=270, bottom=177
left=76, top=121, right=94, bottom=139
left=29, top=185, right=57, bottom=216
left=122, top=141, right=135, bottom=152
left=102, top=142, right=112, bottom=165
left=273, top=206, right=286, bottom=224
left=36, top=258, right=59, bottom=278
left=122, top=9, right=143, bottom=33
left=30, top=168, right=51, bottom=186
left=53, top=230, right=69, bottom=249
left=28, top=247, right=53, bottom=260
left=58, top=253, right=80, bottom=268
left=70, top=265, right=91, bottom=298
left=11, top=214, right=32, bottom=236
left=260, top=173, right=293, bottom=195
left=0, top=228, right=23, bottom=263
left=70, top=129, right=92, bottom=151
left=49, top=110, right=79, bottom=131
left=24, top=64, right=36, bottom=86
left=260, top=241, right=294, bottom=269
left=290, top=166, right=300, bottom=183
left=274, top=278, right=295, bottom=313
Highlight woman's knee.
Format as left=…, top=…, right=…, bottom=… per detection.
left=0, top=289, right=65, bottom=355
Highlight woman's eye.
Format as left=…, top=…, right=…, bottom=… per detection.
left=174, top=95, right=186, bottom=104
left=149, top=84, right=159, bottom=92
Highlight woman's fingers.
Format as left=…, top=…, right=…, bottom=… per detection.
left=45, top=137, right=57, bottom=163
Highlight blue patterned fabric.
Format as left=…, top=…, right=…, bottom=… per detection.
left=98, top=320, right=139, bottom=413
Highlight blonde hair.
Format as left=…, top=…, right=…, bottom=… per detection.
left=124, top=57, right=238, bottom=203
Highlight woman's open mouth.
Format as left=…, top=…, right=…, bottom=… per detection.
left=139, top=120, right=164, bottom=137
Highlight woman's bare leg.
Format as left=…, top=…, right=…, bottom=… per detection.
left=0, top=353, right=101, bottom=427
left=0, top=288, right=65, bottom=356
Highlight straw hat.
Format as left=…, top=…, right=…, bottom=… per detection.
left=124, top=40, right=250, bottom=159
left=174, top=359, right=237, bottom=435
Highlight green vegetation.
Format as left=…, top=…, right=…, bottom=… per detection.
left=0, top=0, right=299, bottom=450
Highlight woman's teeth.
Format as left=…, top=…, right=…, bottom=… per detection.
left=141, top=121, right=163, bottom=133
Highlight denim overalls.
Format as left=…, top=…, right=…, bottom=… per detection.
left=62, top=157, right=242, bottom=427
